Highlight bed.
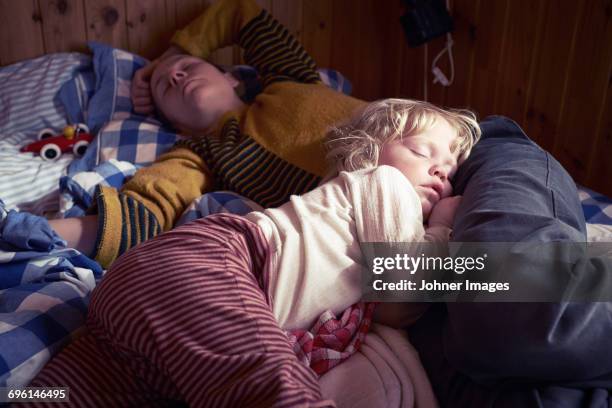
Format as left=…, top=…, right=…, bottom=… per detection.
left=1, top=46, right=612, bottom=407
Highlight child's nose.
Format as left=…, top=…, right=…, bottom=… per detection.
left=168, top=69, right=187, bottom=87
left=433, top=167, right=447, bottom=181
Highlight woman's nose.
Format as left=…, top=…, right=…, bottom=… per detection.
left=168, top=69, right=187, bottom=87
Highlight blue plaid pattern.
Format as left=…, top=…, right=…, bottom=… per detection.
left=177, top=191, right=263, bottom=226
left=578, top=185, right=612, bottom=225
left=0, top=198, right=103, bottom=387
left=60, top=159, right=140, bottom=218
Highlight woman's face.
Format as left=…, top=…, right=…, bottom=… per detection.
left=151, top=55, right=240, bottom=133
left=378, top=119, right=459, bottom=219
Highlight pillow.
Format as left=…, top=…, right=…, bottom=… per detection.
left=0, top=53, right=91, bottom=146
left=452, top=115, right=587, bottom=241
left=409, top=116, right=612, bottom=406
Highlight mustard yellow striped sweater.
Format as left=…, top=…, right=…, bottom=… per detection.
left=93, top=0, right=366, bottom=268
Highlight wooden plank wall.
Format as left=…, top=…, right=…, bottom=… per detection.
left=1, top=0, right=611, bottom=195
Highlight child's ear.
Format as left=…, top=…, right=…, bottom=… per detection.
left=224, top=72, right=240, bottom=88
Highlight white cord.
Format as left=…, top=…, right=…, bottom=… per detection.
left=431, top=32, right=455, bottom=86
left=430, top=0, right=454, bottom=87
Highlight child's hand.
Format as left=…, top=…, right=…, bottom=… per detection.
left=428, top=195, right=462, bottom=228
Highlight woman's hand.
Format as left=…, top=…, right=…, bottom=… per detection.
left=131, top=45, right=185, bottom=115
left=428, top=195, right=462, bottom=228
left=131, top=60, right=160, bottom=115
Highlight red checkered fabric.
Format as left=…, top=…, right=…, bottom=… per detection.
left=287, top=302, right=378, bottom=376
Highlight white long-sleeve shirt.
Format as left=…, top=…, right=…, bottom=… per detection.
left=246, top=165, right=450, bottom=330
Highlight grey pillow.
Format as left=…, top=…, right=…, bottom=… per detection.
left=452, top=115, right=586, bottom=242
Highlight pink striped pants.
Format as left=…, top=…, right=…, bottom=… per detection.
left=28, top=214, right=331, bottom=407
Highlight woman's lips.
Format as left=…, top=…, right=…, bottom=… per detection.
left=182, top=77, right=207, bottom=97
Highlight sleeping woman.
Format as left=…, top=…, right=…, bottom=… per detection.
left=28, top=99, right=480, bottom=407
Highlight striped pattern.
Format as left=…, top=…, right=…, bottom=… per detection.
left=0, top=53, right=90, bottom=214
left=0, top=53, right=90, bottom=146
left=239, top=10, right=321, bottom=88
left=30, top=214, right=328, bottom=407
left=28, top=333, right=176, bottom=408
left=177, top=122, right=321, bottom=209
left=117, top=192, right=162, bottom=255
left=93, top=186, right=162, bottom=268
left=0, top=145, right=73, bottom=214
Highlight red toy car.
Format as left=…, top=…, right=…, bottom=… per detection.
left=21, top=124, right=94, bottom=161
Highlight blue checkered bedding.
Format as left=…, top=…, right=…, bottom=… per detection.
left=1, top=43, right=612, bottom=390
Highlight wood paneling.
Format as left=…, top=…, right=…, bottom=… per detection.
left=330, top=0, right=360, bottom=94
left=379, top=0, right=404, bottom=98
left=0, top=0, right=45, bottom=65
left=39, top=0, right=88, bottom=54
left=271, top=0, right=302, bottom=40
left=554, top=0, right=612, bottom=185
left=125, top=0, right=174, bottom=59
left=469, top=0, right=510, bottom=119
left=523, top=0, right=582, bottom=152
left=84, top=0, right=129, bottom=50
left=302, top=0, right=332, bottom=68
left=492, top=0, right=543, bottom=123
left=0, top=0, right=610, bottom=195
left=168, top=0, right=205, bottom=28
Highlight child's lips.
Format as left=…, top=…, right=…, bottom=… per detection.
left=422, top=186, right=440, bottom=203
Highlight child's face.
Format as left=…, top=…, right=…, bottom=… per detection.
left=378, top=119, right=459, bottom=220
left=151, top=55, right=240, bottom=133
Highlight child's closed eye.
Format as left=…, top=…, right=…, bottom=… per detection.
left=411, top=149, right=430, bottom=158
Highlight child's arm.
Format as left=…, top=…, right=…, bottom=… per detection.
left=373, top=196, right=462, bottom=329
left=171, top=0, right=320, bottom=87
left=424, top=195, right=461, bottom=242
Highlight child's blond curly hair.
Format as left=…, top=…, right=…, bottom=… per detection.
left=325, top=98, right=481, bottom=173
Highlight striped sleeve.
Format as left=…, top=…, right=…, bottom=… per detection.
left=91, top=186, right=162, bottom=269
left=171, top=0, right=320, bottom=87
left=176, top=118, right=321, bottom=209
left=237, top=9, right=321, bottom=87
